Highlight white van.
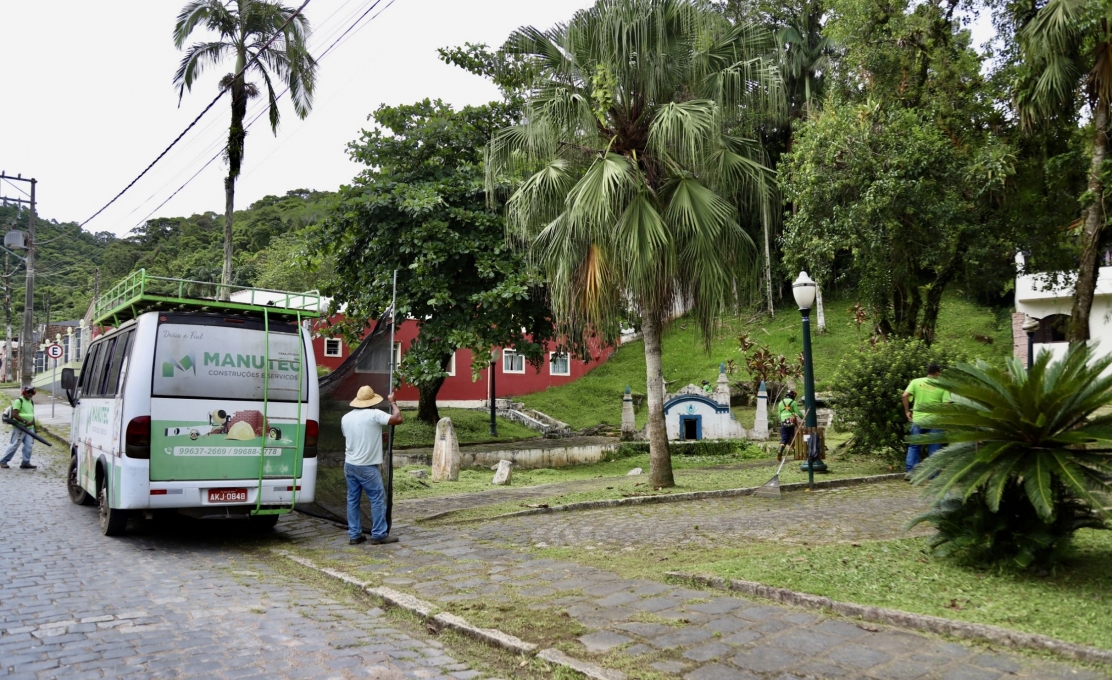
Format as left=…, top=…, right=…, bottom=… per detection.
left=63, top=297, right=320, bottom=536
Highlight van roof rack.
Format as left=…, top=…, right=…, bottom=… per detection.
left=93, top=269, right=324, bottom=326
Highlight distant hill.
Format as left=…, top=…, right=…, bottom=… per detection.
left=0, top=188, right=333, bottom=323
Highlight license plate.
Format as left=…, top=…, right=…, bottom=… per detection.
left=208, top=488, right=247, bottom=503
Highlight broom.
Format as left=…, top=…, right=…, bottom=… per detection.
left=753, top=408, right=810, bottom=499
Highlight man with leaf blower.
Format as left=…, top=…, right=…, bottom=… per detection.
left=1, top=387, right=38, bottom=470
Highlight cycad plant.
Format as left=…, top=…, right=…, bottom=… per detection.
left=910, top=344, right=1112, bottom=567
left=486, top=0, right=784, bottom=487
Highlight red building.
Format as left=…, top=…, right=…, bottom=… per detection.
left=310, top=316, right=613, bottom=406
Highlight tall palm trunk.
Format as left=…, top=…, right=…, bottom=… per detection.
left=1069, top=100, right=1108, bottom=343
left=642, top=311, right=674, bottom=488
left=222, top=47, right=249, bottom=299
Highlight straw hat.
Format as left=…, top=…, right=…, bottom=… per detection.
left=350, top=385, right=384, bottom=408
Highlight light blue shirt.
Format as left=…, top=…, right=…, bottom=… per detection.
left=341, top=407, right=392, bottom=466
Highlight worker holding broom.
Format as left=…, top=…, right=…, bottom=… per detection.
left=777, top=389, right=804, bottom=461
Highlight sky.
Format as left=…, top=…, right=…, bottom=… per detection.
left=0, top=0, right=595, bottom=236
left=1, top=1, right=994, bottom=238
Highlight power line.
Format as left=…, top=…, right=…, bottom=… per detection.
left=129, top=0, right=396, bottom=231
left=75, top=0, right=313, bottom=231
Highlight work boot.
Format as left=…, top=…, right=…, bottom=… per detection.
left=349, top=534, right=366, bottom=545
left=370, top=535, right=399, bottom=545
left=0, top=462, right=8, bottom=469
left=20, top=463, right=36, bottom=470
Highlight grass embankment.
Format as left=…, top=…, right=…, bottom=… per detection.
left=520, top=294, right=1012, bottom=430
left=319, top=406, right=538, bottom=453
left=414, top=456, right=894, bottom=520
left=688, top=530, right=1112, bottom=652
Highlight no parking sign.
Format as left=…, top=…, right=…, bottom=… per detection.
left=46, top=344, right=63, bottom=360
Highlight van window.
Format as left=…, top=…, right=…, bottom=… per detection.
left=152, top=316, right=307, bottom=402
left=78, top=343, right=101, bottom=395
left=91, top=337, right=117, bottom=398
left=105, top=330, right=134, bottom=398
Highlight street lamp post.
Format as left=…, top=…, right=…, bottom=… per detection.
left=792, top=271, right=827, bottom=481
left=489, top=349, right=499, bottom=437
left=1021, top=315, right=1040, bottom=370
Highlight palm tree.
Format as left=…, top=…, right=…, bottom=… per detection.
left=487, top=0, right=784, bottom=487
left=1016, top=0, right=1112, bottom=343
left=778, top=0, right=834, bottom=121
left=173, top=0, right=316, bottom=293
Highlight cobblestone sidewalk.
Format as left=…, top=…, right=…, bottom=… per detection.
left=281, top=482, right=1109, bottom=680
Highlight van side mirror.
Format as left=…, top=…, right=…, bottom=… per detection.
left=61, top=368, right=76, bottom=390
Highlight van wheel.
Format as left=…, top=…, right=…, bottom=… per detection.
left=98, top=486, right=128, bottom=536
left=67, top=456, right=93, bottom=506
left=248, top=514, right=280, bottom=531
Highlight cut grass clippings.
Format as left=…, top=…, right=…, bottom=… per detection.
left=687, top=529, right=1112, bottom=652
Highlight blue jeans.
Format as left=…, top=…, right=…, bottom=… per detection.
left=345, top=463, right=388, bottom=540
left=1, top=429, right=33, bottom=465
left=906, top=423, right=942, bottom=473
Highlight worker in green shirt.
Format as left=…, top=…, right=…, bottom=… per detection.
left=777, top=389, right=804, bottom=460
left=901, top=363, right=949, bottom=475
left=1, top=387, right=37, bottom=470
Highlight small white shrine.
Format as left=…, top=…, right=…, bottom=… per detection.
left=662, top=364, right=748, bottom=441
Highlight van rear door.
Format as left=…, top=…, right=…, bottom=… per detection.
left=148, top=315, right=308, bottom=482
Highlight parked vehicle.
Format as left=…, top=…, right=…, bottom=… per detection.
left=62, top=272, right=321, bottom=536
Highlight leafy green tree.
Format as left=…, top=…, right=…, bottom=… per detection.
left=782, top=104, right=1006, bottom=340
left=1014, top=0, right=1112, bottom=343
left=314, top=99, right=564, bottom=425
left=778, top=0, right=834, bottom=120
left=173, top=0, right=317, bottom=293
left=911, top=344, right=1112, bottom=567
left=486, top=0, right=784, bottom=488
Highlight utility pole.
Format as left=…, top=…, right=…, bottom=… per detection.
left=21, top=179, right=35, bottom=388
left=4, top=251, right=12, bottom=383
left=0, top=173, right=36, bottom=388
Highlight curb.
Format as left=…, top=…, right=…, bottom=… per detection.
left=273, top=550, right=627, bottom=680
left=667, top=571, right=1112, bottom=667
left=423, top=472, right=906, bottom=524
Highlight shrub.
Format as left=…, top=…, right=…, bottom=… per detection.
left=830, top=338, right=961, bottom=456
left=910, top=344, right=1112, bottom=568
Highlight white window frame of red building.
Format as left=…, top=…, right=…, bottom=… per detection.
left=549, top=351, right=571, bottom=376
left=502, top=349, right=525, bottom=374
left=324, top=338, right=343, bottom=357
left=445, top=352, right=456, bottom=377
left=394, top=342, right=402, bottom=368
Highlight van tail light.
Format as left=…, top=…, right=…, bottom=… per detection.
left=303, top=419, right=318, bottom=458
left=125, top=416, right=151, bottom=459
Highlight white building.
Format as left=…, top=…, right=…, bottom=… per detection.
left=1013, top=252, right=1112, bottom=364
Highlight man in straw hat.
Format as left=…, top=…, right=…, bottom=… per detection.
left=343, top=385, right=403, bottom=545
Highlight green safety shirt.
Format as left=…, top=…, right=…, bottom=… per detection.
left=10, top=396, right=34, bottom=429
left=905, top=377, right=949, bottom=425
left=778, top=397, right=802, bottom=423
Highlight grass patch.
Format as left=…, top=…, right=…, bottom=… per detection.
left=424, top=456, right=894, bottom=522
left=520, top=293, right=1011, bottom=430
left=319, top=406, right=539, bottom=454
left=391, top=408, right=538, bottom=449
left=689, top=529, right=1112, bottom=651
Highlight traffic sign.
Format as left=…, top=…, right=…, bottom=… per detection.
left=46, top=344, right=63, bottom=360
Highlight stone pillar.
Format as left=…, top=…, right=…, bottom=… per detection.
left=492, top=459, right=513, bottom=485
left=1012, top=312, right=1028, bottom=366
left=753, top=380, right=769, bottom=440
left=714, top=363, right=730, bottom=406
left=431, top=417, right=460, bottom=481
left=621, top=385, right=636, bottom=440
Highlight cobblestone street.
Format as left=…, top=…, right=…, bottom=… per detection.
left=0, top=445, right=486, bottom=680
left=281, top=481, right=1111, bottom=680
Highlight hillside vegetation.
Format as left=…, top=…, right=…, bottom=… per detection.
left=520, top=294, right=1013, bottom=430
